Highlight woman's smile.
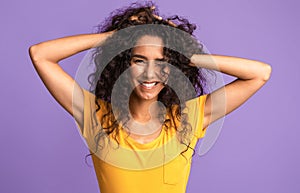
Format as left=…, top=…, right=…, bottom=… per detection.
left=140, top=81, right=159, bottom=89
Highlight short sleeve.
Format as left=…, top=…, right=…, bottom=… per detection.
left=185, top=95, right=208, bottom=139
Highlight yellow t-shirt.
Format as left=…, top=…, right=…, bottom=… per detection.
left=78, top=89, right=207, bottom=193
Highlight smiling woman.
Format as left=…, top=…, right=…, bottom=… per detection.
left=130, top=35, right=169, bottom=102
left=28, top=1, right=271, bottom=193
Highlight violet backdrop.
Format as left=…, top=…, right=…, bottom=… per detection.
left=0, top=0, right=299, bottom=192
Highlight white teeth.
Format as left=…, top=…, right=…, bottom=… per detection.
left=141, top=82, right=156, bottom=88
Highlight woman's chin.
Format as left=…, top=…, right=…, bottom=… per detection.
left=134, top=92, right=158, bottom=101
left=132, top=85, right=164, bottom=101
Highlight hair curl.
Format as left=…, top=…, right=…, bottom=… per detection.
left=87, top=1, right=210, bottom=156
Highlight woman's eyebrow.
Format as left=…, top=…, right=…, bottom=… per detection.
left=131, top=54, right=166, bottom=61
left=131, top=54, right=147, bottom=60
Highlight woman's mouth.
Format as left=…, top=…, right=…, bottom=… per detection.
left=140, top=81, right=158, bottom=89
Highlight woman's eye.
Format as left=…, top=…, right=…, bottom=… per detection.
left=156, top=61, right=167, bottom=67
left=134, top=59, right=145, bottom=65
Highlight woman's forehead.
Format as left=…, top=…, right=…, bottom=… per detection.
left=131, top=45, right=164, bottom=60
left=135, top=35, right=164, bottom=47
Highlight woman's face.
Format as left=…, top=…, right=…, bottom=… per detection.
left=130, top=35, right=170, bottom=101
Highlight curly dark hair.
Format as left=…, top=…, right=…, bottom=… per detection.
left=87, top=1, right=210, bottom=155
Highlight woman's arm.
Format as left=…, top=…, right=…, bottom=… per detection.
left=190, top=54, right=272, bottom=128
left=29, top=32, right=113, bottom=127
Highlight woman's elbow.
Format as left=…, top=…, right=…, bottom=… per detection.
left=29, top=44, right=43, bottom=65
left=257, top=62, right=272, bottom=82
left=261, top=62, right=272, bottom=82
left=29, top=44, right=38, bottom=61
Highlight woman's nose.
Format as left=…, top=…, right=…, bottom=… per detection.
left=144, top=61, right=157, bottom=79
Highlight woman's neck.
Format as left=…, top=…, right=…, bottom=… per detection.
left=129, top=94, right=159, bottom=123
left=127, top=94, right=165, bottom=144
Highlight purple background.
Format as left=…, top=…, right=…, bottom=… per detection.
left=1, top=0, right=299, bottom=192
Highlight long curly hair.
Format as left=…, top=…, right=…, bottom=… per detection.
left=87, top=1, right=210, bottom=155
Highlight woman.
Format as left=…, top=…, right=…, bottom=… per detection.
left=29, top=2, right=271, bottom=193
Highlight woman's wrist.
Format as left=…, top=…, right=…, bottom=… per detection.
left=94, top=30, right=115, bottom=47
left=190, top=54, right=218, bottom=70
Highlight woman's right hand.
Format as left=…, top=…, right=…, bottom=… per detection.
left=29, top=31, right=114, bottom=128
left=129, top=6, right=177, bottom=27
